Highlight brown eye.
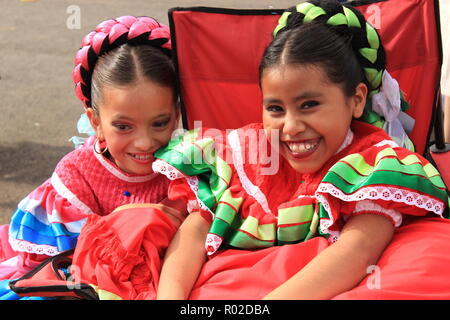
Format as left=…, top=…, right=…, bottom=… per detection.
left=301, top=101, right=319, bottom=109
left=113, top=123, right=131, bottom=131
left=153, top=120, right=170, bottom=128
left=265, top=105, right=284, bottom=113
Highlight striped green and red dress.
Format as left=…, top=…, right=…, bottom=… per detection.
left=154, top=120, right=449, bottom=257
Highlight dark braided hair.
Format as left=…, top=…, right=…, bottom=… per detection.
left=260, top=0, right=387, bottom=123
left=72, top=16, right=176, bottom=112
left=91, top=44, right=176, bottom=112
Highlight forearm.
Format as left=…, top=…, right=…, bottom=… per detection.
left=264, top=236, right=375, bottom=299
left=157, top=213, right=209, bottom=300
left=263, top=214, right=394, bottom=300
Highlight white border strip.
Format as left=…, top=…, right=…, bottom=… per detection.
left=51, top=172, right=94, bottom=215
left=227, top=129, right=273, bottom=215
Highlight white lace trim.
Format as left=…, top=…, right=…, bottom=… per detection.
left=9, top=237, right=59, bottom=256
left=335, top=129, right=354, bottom=154
left=51, top=172, right=94, bottom=215
left=206, top=233, right=223, bottom=256
left=353, top=199, right=402, bottom=227
left=374, top=139, right=399, bottom=148
left=152, top=159, right=185, bottom=180
left=227, top=129, right=273, bottom=215
left=93, top=142, right=158, bottom=183
left=315, top=193, right=340, bottom=243
left=316, top=182, right=445, bottom=216
left=187, top=200, right=199, bottom=214
left=185, top=176, right=215, bottom=218
left=315, top=182, right=444, bottom=243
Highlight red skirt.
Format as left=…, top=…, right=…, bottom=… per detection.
left=72, top=204, right=178, bottom=300
left=72, top=209, right=450, bottom=300
left=191, top=217, right=450, bottom=300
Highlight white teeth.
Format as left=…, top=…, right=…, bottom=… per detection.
left=130, top=154, right=152, bottom=160
left=286, top=141, right=318, bottom=153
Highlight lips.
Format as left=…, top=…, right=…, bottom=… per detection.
left=283, top=138, right=320, bottom=160
left=127, top=152, right=154, bottom=164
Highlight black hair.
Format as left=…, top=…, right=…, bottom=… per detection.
left=259, top=0, right=385, bottom=97
left=91, top=44, right=178, bottom=111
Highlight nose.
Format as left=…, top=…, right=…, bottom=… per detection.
left=282, top=112, right=306, bottom=138
left=135, top=130, right=157, bottom=152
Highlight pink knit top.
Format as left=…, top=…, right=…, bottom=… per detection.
left=54, top=137, right=169, bottom=216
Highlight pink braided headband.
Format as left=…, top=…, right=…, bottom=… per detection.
left=72, top=16, right=171, bottom=109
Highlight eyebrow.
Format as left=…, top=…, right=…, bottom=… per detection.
left=151, top=113, right=172, bottom=120
left=294, top=91, right=323, bottom=101
left=112, top=113, right=172, bottom=121
left=263, top=91, right=323, bottom=105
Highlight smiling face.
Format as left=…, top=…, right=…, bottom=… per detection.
left=261, top=64, right=366, bottom=174
left=87, top=79, right=179, bottom=175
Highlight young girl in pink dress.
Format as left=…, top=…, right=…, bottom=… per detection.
left=152, top=0, right=450, bottom=299
left=0, top=16, right=183, bottom=292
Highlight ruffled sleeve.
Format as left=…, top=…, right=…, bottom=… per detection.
left=153, top=126, right=289, bottom=255
left=154, top=127, right=256, bottom=254
left=5, top=147, right=98, bottom=263
left=0, top=170, right=91, bottom=280
left=8, top=178, right=89, bottom=256
left=153, top=127, right=233, bottom=216
left=315, top=143, right=449, bottom=242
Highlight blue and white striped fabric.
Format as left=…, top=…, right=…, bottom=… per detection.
left=8, top=195, right=85, bottom=256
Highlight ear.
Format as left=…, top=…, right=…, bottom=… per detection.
left=86, top=108, right=103, bottom=139
left=173, top=104, right=182, bottom=128
left=351, top=82, right=368, bottom=119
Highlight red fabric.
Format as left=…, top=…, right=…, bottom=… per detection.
left=334, top=217, right=450, bottom=300
left=71, top=206, right=177, bottom=300
left=172, top=0, right=440, bottom=155
left=190, top=237, right=329, bottom=300
left=187, top=217, right=450, bottom=300
left=70, top=209, right=450, bottom=299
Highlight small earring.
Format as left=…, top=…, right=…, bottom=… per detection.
left=93, top=137, right=108, bottom=155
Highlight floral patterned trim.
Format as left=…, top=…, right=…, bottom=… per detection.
left=152, top=159, right=186, bottom=180
left=9, top=237, right=59, bottom=256
left=315, top=181, right=444, bottom=243
left=185, top=176, right=215, bottom=217
left=315, top=193, right=341, bottom=243
left=206, top=233, right=223, bottom=255
left=317, top=182, right=445, bottom=216
left=227, top=129, right=273, bottom=216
